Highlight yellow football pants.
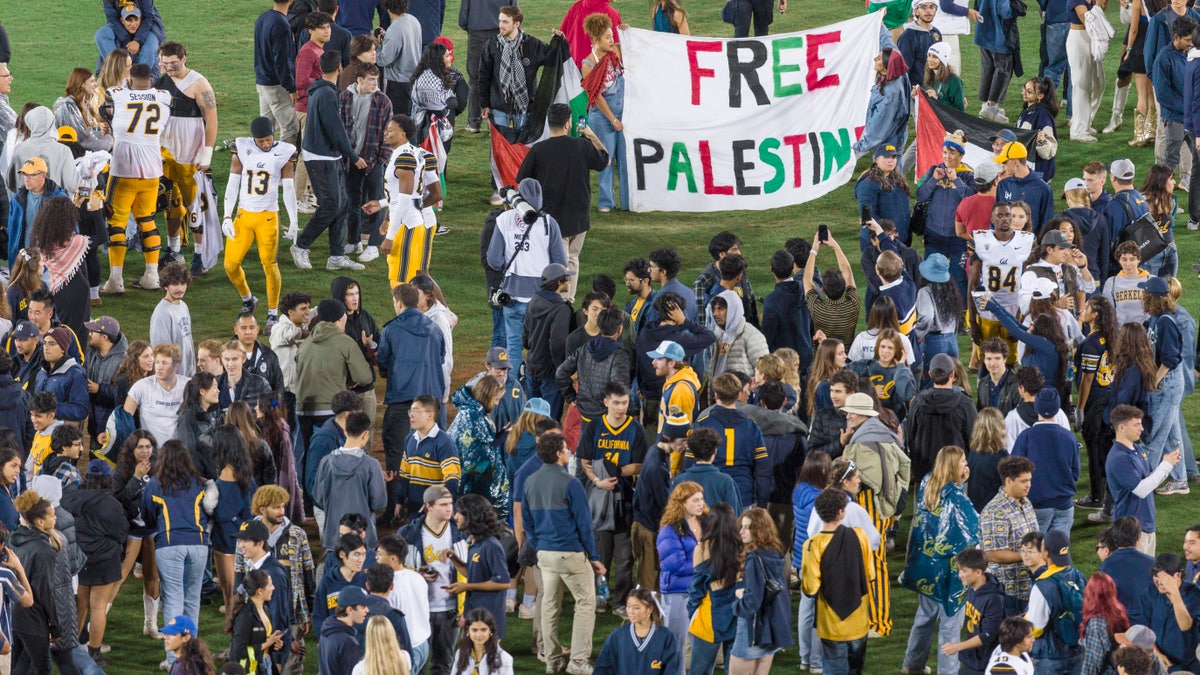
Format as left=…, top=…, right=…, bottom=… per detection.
left=387, top=225, right=434, bottom=288
left=972, top=317, right=1019, bottom=366
left=106, top=176, right=161, bottom=267
left=225, top=210, right=281, bottom=308
left=161, top=154, right=197, bottom=226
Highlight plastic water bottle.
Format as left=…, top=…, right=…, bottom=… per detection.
left=597, top=574, right=610, bottom=603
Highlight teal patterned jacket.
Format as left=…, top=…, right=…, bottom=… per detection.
left=899, top=474, right=980, bottom=614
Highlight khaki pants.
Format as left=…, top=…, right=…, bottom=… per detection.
left=538, top=550, right=595, bottom=665
left=294, top=111, right=310, bottom=199
left=631, top=521, right=659, bottom=592
left=361, top=388, right=378, bottom=452
left=562, top=232, right=587, bottom=304
left=282, top=624, right=306, bottom=675
left=256, top=84, right=300, bottom=145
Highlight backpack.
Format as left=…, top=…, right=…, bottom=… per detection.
left=1042, top=569, right=1085, bottom=647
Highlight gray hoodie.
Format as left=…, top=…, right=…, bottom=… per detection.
left=311, top=446, right=387, bottom=551
left=8, top=106, right=78, bottom=194
left=485, top=178, right=567, bottom=303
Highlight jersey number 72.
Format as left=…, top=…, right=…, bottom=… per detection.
left=125, top=102, right=162, bottom=135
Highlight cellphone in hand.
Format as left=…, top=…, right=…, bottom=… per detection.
left=577, top=116, right=588, bottom=131
left=860, top=205, right=871, bottom=225
left=817, top=224, right=830, bottom=243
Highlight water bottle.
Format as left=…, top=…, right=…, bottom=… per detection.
left=597, top=574, right=610, bottom=603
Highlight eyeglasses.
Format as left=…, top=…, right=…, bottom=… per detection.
left=840, top=460, right=857, bottom=483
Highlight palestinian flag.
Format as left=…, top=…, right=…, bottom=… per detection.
left=490, top=35, right=589, bottom=190
left=914, top=90, right=1038, bottom=177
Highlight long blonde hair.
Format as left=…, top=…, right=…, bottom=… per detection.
left=506, top=410, right=544, bottom=455
left=94, top=48, right=131, bottom=116
left=970, top=408, right=1006, bottom=455
left=360, top=615, right=411, bottom=675
left=924, top=446, right=965, bottom=513
left=774, top=347, right=802, bottom=391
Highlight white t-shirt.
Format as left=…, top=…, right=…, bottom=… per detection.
left=847, top=328, right=918, bottom=365
left=807, top=502, right=882, bottom=550
left=414, top=521, right=468, bottom=613
left=388, top=567, right=432, bottom=646
left=128, top=375, right=188, bottom=445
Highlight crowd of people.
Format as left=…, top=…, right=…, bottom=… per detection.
left=0, top=0, right=1193, bottom=674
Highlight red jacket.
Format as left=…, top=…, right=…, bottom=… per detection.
left=294, top=40, right=324, bottom=113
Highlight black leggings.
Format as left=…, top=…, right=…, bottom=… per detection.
left=12, top=630, right=81, bottom=675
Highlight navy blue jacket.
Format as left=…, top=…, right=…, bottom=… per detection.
left=733, top=548, right=794, bottom=650
left=0, top=374, right=31, bottom=455
left=762, top=276, right=813, bottom=365
left=672, top=464, right=742, bottom=514
left=897, top=25, right=943, bottom=89
left=1059, top=206, right=1109, bottom=280
left=1185, top=53, right=1200, bottom=136
left=1109, top=188, right=1151, bottom=243
left=313, top=561, right=366, bottom=635
left=1012, top=422, right=1080, bottom=510
left=140, top=478, right=210, bottom=549
left=304, top=418, right=345, bottom=497
left=632, top=444, right=671, bottom=531
left=1153, top=46, right=1189, bottom=123
left=689, top=405, right=770, bottom=508
left=959, top=574, right=1008, bottom=671
left=1144, top=7, right=1200, bottom=74
left=1099, top=548, right=1154, bottom=621
left=103, top=0, right=165, bottom=43
left=34, top=358, right=89, bottom=422
left=302, top=78, right=361, bottom=162
left=359, top=594, right=411, bottom=652
left=916, top=165, right=973, bottom=238
left=1147, top=312, right=1183, bottom=370
left=254, top=8, right=296, bottom=91
left=1107, top=441, right=1159, bottom=531
left=318, top=615, right=364, bottom=675
left=987, top=300, right=1063, bottom=388
left=974, top=0, right=1013, bottom=52
left=997, top=172, right=1054, bottom=231
left=378, top=308, right=446, bottom=405
left=1017, top=103, right=1058, bottom=181
left=855, top=171, right=912, bottom=243
left=521, top=463, right=598, bottom=559
left=1131, top=581, right=1200, bottom=671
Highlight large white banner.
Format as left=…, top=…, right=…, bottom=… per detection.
left=620, top=14, right=882, bottom=212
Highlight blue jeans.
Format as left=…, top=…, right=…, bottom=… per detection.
left=662, top=593, right=689, bottom=675
left=1181, top=407, right=1198, bottom=479
left=921, top=332, right=960, bottom=388
left=821, top=636, right=868, bottom=675
left=156, top=544, right=207, bottom=664
left=1147, top=365, right=1185, bottom=481
left=491, top=109, right=529, bottom=133
left=902, top=593, right=964, bottom=675
left=798, top=592, right=823, bottom=670
left=527, top=375, right=563, bottom=421
left=1033, top=506, right=1075, bottom=535
left=297, top=159, right=347, bottom=257
left=689, top=634, right=732, bottom=675
left=491, top=306, right=506, bottom=348
left=588, top=75, right=628, bottom=211
left=95, top=27, right=160, bottom=77
left=1143, top=243, right=1178, bottom=277
left=1033, top=653, right=1081, bottom=675
left=502, top=300, right=528, bottom=381
left=1043, top=23, right=1070, bottom=96
left=410, top=639, right=430, bottom=675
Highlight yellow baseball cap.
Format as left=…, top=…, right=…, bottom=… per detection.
left=995, top=141, right=1028, bottom=163
left=18, top=157, right=47, bottom=175
left=56, top=126, right=77, bottom=143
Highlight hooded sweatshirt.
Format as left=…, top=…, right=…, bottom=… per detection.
left=311, top=445, right=387, bottom=552
left=378, top=308, right=446, bottom=405
left=1059, top=206, right=1109, bottom=280
left=556, top=335, right=630, bottom=419
left=905, top=386, right=977, bottom=481
left=523, top=289, right=576, bottom=380
left=330, top=276, right=379, bottom=393
left=485, top=178, right=568, bottom=303
left=996, top=171, right=1054, bottom=231
left=424, top=301, right=455, bottom=401
left=897, top=22, right=943, bottom=88
left=318, top=613, right=365, bottom=674
left=7, top=106, right=78, bottom=194
left=86, top=334, right=128, bottom=429
left=761, top=276, right=813, bottom=367
left=295, top=321, right=374, bottom=414
left=959, top=574, right=1008, bottom=672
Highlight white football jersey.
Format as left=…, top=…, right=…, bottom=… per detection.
left=384, top=142, right=431, bottom=230
left=972, top=230, right=1034, bottom=317
left=233, top=138, right=295, bottom=213
left=108, top=86, right=173, bottom=179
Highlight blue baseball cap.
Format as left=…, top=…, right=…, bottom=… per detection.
left=523, top=398, right=551, bottom=418
left=160, top=615, right=197, bottom=636
left=647, top=340, right=685, bottom=362
left=1138, top=276, right=1170, bottom=297
left=338, top=586, right=370, bottom=608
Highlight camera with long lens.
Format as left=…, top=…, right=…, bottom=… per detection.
left=500, top=186, right=539, bottom=225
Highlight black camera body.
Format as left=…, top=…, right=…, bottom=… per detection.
left=489, top=287, right=512, bottom=307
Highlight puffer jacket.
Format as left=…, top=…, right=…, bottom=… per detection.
left=715, top=321, right=769, bottom=380
left=33, top=357, right=88, bottom=422
left=842, top=416, right=911, bottom=519
left=7, top=106, right=78, bottom=194
left=449, top=384, right=510, bottom=520
left=556, top=335, right=631, bottom=420
left=807, top=382, right=846, bottom=458
left=217, top=368, right=271, bottom=412
left=85, top=334, right=127, bottom=437
left=7, top=178, right=69, bottom=265
left=657, top=521, right=698, bottom=594
left=9, top=525, right=75, bottom=645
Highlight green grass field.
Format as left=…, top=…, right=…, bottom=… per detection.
left=4, top=0, right=1198, bottom=672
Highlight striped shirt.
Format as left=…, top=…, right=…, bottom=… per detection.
left=806, top=287, right=861, bottom=348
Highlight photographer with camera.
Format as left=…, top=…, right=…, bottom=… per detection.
left=517, top=102, right=610, bottom=304
left=486, top=177, right=569, bottom=381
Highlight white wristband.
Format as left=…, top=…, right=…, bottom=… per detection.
left=198, top=146, right=214, bottom=167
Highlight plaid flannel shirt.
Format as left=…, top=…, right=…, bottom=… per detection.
left=338, top=87, right=394, bottom=171
left=234, top=520, right=316, bottom=625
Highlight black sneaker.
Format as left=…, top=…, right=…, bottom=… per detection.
left=242, top=296, right=259, bottom=315
left=158, top=248, right=182, bottom=265
left=1074, top=496, right=1104, bottom=510
left=190, top=252, right=206, bottom=277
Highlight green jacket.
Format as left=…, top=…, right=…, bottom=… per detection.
left=294, top=322, right=373, bottom=414
left=927, top=74, right=965, bottom=112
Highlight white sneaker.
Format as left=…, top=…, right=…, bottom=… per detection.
left=489, top=191, right=504, bottom=206
left=518, top=603, right=535, bottom=619
left=159, top=660, right=170, bottom=672
left=102, top=276, right=125, bottom=295
left=132, top=271, right=159, bottom=290
left=566, top=661, right=594, bottom=675
left=326, top=255, right=365, bottom=271
left=358, top=245, right=380, bottom=262
left=290, top=245, right=311, bottom=270
left=1071, top=134, right=1098, bottom=143
left=296, top=199, right=315, bottom=215
left=347, top=242, right=363, bottom=255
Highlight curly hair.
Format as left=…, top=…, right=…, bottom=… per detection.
left=116, top=429, right=156, bottom=480
left=660, top=480, right=705, bottom=531
left=456, top=493, right=506, bottom=541
left=740, top=507, right=783, bottom=554
left=30, top=196, right=80, bottom=255
left=153, top=440, right=200, bottom=494
left=412, top=42, right=454, bottom=89
left=584, top=12, right=613, bottom=41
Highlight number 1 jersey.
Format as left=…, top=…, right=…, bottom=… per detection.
left=108, top=86, right=174, bottom=179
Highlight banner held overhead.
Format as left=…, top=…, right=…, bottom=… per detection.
left=619, top=13, right=883, bottom=213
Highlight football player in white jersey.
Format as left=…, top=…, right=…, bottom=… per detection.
left=157, top=42, right=217, bottom=275
left=363, top=114, right=443, bottom=288
left=222, top=117, right=297, bottom=331
left=100, top=62, right=173, bottom=292
left=968, top=202, right=1034, bottom=364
